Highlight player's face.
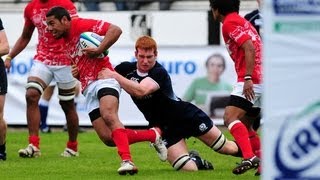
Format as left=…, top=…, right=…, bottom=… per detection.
left=135, top=48, right=157, bottom=73
left=46, top=16, right=68, bottom=39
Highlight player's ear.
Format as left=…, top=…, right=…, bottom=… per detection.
left=61, top=16, right=68, bottom=25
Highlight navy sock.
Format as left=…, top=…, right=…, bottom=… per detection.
left=39, top=104, right=49, bottom=129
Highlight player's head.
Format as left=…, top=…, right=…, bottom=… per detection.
left=135, top=36, right=158, bottom=73
left=209, top=0, right=240, bottom=21
left=46, top=6, right=71, bottom=39
left=205, top=53, right=226, bottom=79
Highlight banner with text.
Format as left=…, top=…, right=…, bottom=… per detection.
left=263, top=0, right=320, bottom=179
left=4, top=46, right=236, bottom=126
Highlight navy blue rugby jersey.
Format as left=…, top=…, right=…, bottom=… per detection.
left=115, top=61, right=194, bottom=126
left=244, top=9, right=262, bottom=35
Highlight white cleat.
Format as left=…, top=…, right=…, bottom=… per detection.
left=150, top=128, right=167, bottom=162
left=117, top=160, right=138, bottom=175
left=61, top=148, right=79, bottom=157
left=18, top=144, right=41, bottom=158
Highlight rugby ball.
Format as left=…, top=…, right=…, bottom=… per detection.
left=79, top=32, right=109, bottom=58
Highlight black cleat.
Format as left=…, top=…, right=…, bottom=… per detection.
left=0, top=153, right=6, bottom=161
left=189, top=150, right=214, bottom=170
left=233, top=156, right=260, bottom=175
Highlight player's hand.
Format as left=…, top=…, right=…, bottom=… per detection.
left=98, top=68, right=114, bottom=79
left=243, top=80, right=255, bottom=101
left=4, top=56, right=12, bottom=73
left=81, top=47, right=102, bottom=58
left=71, top=64, right=79, bottom=79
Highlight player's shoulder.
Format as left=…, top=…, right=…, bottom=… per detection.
left=150, top=62, right=167, bottom=74
left=115, top=61, right=136, bottom=75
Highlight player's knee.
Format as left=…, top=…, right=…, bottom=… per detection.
left=0, top=118, right=7, bottom=131
left=26, top=81, right=44, bottom=95
left=58, top=89, right=75, bottom=101
left=101, top=112, right=117, bottom=127
left=99, top=133, right=115, bottom=147
left=25, top=88, right=42, bottom=104
left=172, top=154, right=197, bottom=171
left=210, top=132, right=227, bottom=152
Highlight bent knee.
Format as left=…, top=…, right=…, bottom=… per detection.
left=171, top=154, right=198, bottom=171
left=25, top=89, right=41, bottom=103
left=105, top=140, right=115, bottom=147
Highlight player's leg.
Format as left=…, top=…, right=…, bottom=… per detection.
left=0, top=61, right=7, bottom=160
left=224, top=87, right=261, bottom=174
left=163, top=124, right=213, bottom=171
left=125, top=127, right=167, bottom=161
left=62, top=81, right=85, bottom=132
left=242, top=107, right=262, bottom=176
left=88, top=79, right=136, bottom=175
left=19, top=61, right=51, bottom=158
left=197, top=125, right=241, bottom=156
left=167, top=139, right=198, bottom=171
left=99, top=89, right=137, bottom=175
left=0, top=95, right=7, bottom=161
left=55, top=66, right=79, bottom=157
left=39, top=84, right=55, bottom=133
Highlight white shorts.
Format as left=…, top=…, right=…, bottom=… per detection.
left=231, top=82, right=262, bottom=108
left=29, top=60, right=76, bottom=89
left=83, top=78, right=121, bottom=114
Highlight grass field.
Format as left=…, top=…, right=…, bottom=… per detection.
left=0, top=128, right=260, bottom=180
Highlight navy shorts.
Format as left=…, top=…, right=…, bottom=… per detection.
left=0, top=59, right=7, bottom=95
left=159, top=104, right=213, bottom=148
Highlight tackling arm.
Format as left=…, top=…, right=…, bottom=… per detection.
left=98, top=68, right=159, bottom=98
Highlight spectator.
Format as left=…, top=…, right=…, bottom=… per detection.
left=183, top=53, right=232, bottom=117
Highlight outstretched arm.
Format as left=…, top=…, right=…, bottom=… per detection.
left=98, top=68, right=159, bottom=98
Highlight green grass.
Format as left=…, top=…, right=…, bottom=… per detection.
left=0, top=128, right=259, bottom=179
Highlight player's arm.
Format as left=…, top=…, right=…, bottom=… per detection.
left=98, top=24, right=122, bottom=54
left=241, top=39, right=255, bottom=77
left=82, top=24, right=122, bottom=58
left=98, top=68, right=159, bottom=98
left=241, top=39, right=255, bottom=101
left=4, top=24, right=34, bottom=72
left=0, top=29, right=9, bottom=56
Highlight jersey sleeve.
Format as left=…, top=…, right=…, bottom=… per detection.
left=23, top=3, right=33, bottom=27
left=78, top=18, right=111, bottom=36
left=148, top=66, right=168, bottom=89
left=115, top=62, right=135, bottom=77
left=223, top=20, right=251, bottom=47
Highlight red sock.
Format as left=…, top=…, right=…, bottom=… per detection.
left=29, top=135, right=40, bottom=149
left=248, top=130, right=261, bottom=158
left=67, top=141, right=78, bottom=152
left=125, top=129, right=156, bottom=144
left=229, top=121, right=254, bottom=159
left=112, top=128, right=132, bottom=161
